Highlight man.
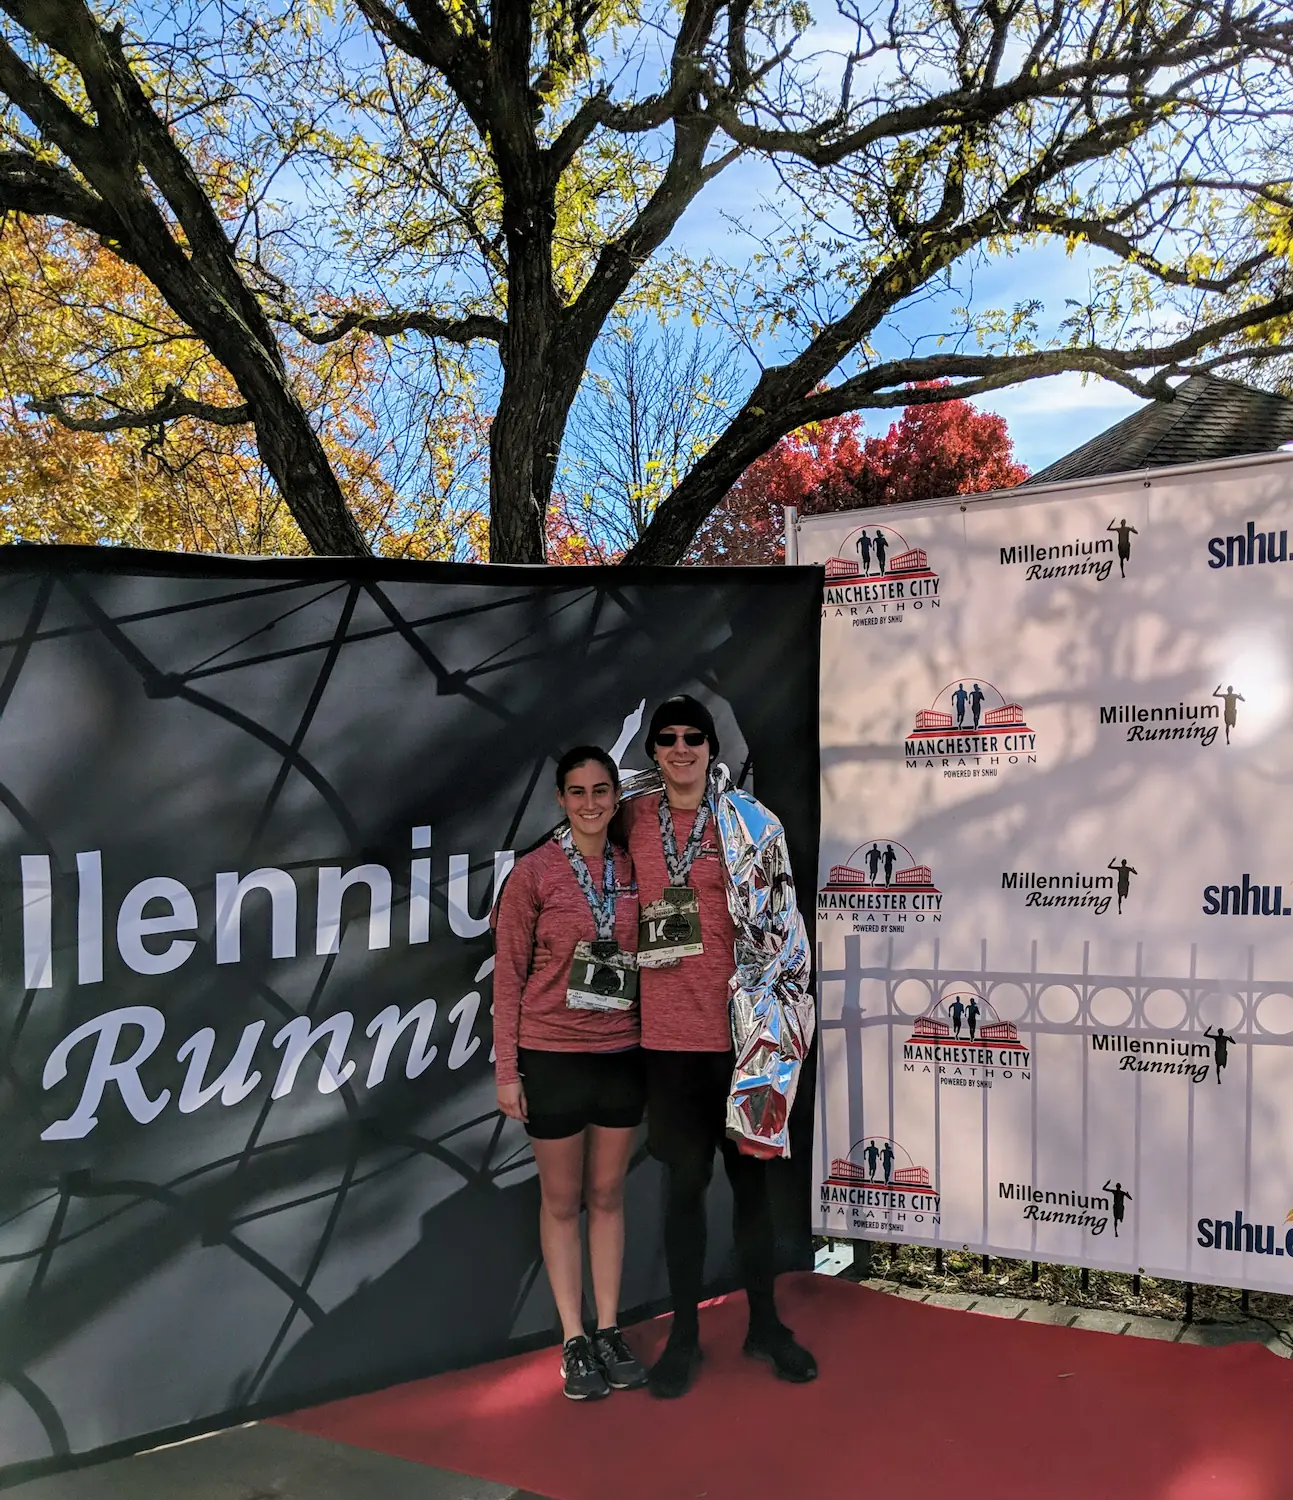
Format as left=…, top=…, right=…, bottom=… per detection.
left=624, top=694, right=817, bottom=1398
left=1102, top=1180, right=1131, bottom=1238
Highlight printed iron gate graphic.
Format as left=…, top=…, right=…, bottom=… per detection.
left=815, top=938, right=1292, bottom=1280
left=0, top=549, right=821, bottom=1481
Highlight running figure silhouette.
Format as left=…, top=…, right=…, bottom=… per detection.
left=1102, top=1180, right=1132, bottom=1237
left=1204, top=1026, right=1234, bottom=1084
left=1107, top=519, right=1138, bottom=578
left=1108, top=858, right=1138, bottom=915
left=882, top=844, right=897, bottom=885
left=965, top=995, right=980, bottom=1041
left=970, top=683, right=985, bottom=729
left=952, top=682, right=969, bottom=727
left=856, top=531, right=873, bottom=575
left=864, top=1139, right=881, bottom=1179
left=947, top=995, right=966, bottom=1039
left=865, top=843, right=883, bottom=882
left=1212, top=684, right=1245, bottom=745
left=880, top=1139, right=895, bottom=1184
left=873, top=530, right=888, bottom=576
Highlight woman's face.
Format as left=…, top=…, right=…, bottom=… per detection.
left=653, top=722, right=711, bottom=794
left=556, top=759, right=619, bottom=838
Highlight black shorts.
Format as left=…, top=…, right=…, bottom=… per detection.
left=643, top=1049, right=735, bottom=1165
left=517, top=1047, right=646, bottom=1140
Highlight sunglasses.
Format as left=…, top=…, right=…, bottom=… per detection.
left=654, top=730, right=707, bottom=746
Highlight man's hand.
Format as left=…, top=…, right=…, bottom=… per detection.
left=497, top=1079, right=528, bottom=1123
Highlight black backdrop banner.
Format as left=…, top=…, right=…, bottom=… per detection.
left=0, top=549, right=821, bottom=1483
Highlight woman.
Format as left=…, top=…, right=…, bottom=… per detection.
left=624, top=694, right=817, bottom=1398
left=493, top=745, right=647, bottom=1401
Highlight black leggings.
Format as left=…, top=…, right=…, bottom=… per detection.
left=663, top=1136, right=777, bottom=1341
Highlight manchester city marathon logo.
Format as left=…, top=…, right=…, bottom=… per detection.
left=823, top=523, right=941, bottom=627
left=999, top=518, right=1133, bottom=583
left=820, top=1136, right=940, bottom=1236
left=905, top=678, right=1038, bottom=773
left=903, top=987, right=1031, bottom=1088
left=1098, top=684, right=1243, bottom=749
left=818, top=839, right=942, bottom=933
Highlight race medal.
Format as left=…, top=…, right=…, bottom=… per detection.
left=638, top=884, right=704, bottom=966
left=566, top=940, right=640, bottom=1012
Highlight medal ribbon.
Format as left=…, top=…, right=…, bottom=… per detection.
left=558, top=829, right=616, bottom=942
left=658, top=789, right=712, bottom=886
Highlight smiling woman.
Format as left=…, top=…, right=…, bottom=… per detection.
left=490, top=744, right=648, bottom=1401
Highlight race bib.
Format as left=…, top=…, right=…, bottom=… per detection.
left=637, top=885, right=703, bottom=966
left=566, top=940, right=640, bottom=1012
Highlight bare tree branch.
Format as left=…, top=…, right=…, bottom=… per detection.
left=283, top=308, right=506, bottom=346
left=28, top=385, right=252, bottom=432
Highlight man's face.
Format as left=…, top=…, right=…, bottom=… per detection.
left=653, top=722, right=711, bottom=789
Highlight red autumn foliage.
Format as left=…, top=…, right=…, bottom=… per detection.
left=690, top=383, right=1029, bottom=564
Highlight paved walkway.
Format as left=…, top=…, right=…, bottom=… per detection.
left=10, top=1269, right=1290, bottom=1499
left=7, top=1422, right=543, bottom=1500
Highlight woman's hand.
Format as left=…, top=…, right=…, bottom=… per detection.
left=531, top=942, right=554, bottom=973
left=497, top=1079, right=528, bottom=1123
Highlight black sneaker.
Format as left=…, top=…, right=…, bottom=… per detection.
left=561, top=1334, right=610, bottom=1400
left=647, top=1331, right=703, bottom=1399
left=743, top=1323, right=818, bottom=1383
left=591, top=1326, right=647, bottom=1390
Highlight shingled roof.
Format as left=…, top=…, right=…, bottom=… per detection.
left=1022, top=373, right=1293, bottom=486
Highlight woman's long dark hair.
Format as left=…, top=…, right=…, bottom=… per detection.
left=555, top=744, right=620, bottom=794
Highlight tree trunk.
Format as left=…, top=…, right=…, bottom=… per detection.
left=489, top=360, right=549, bottom=563
left=489, top=162, right=561, bottom=562
left=201, top=335, right=370, bottom=557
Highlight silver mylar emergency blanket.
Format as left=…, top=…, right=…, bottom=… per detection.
left=621, top=765, right=815, bottom=1159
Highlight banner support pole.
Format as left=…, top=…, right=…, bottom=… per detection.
left=783, top=505, right=799, bottom=565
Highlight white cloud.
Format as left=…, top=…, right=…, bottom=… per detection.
left=973, top=374, right=1145, bottom=472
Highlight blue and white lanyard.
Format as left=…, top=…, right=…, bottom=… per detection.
left=559, top=829, right=616, bottom=941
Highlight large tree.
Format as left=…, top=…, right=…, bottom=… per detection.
left=0, top=0, right=1291, bottom=563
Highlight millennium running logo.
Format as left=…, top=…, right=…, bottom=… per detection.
left=999, top=1179, right=1131, bottom=1238
left=903, top=987, right=1031, bottom=1088
left=1002, top=858, right=1137, bottom=917
left=823, top=523, right=941, bottom=627
left=1207, top=519, right=1291, bottom=571
left=1098, top=684, right=1243, bottom=749
left=1197, top=1208, right=1293, bottom=1260
left=817, top=839, right=942, bottom=934
left=905, top=678, right=1038, bottom=773
left=1090, top=1029, right=1228, bottom=1086
left=999, top=518, right=1134, bottom=584
left=819, top=1136, right=940, bottom=1236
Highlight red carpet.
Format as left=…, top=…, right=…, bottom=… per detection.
left=276, top=1273, right=1293, bottom=1499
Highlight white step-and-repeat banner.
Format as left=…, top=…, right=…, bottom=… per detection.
left=803, top=452, right=1293, bottom=1292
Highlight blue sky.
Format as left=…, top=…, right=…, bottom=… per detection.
left=661, top=146, right=1147, bottom=474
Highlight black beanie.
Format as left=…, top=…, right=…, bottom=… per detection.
left=646, top=694, right=719, bottom=759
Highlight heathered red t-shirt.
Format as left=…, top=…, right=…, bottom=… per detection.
left=623, top=794, right=736, bottom=1052
left=491, top=839, right=639, bottom=1086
